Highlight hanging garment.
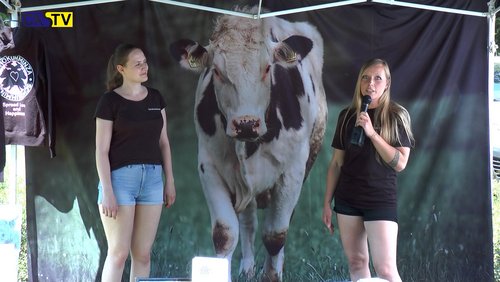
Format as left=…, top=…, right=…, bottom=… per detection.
left=0, top=27, right=55, bottom=157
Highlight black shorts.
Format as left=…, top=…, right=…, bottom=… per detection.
left=333, top=198, right=398, bottom=223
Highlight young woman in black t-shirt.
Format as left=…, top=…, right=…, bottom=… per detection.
left=95, top=43, right=176, bottom=282
left=322, top=58, right=414, bottom=282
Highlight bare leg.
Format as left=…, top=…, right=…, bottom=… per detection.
left=129, top=204, right=163, bottom=282
left=337, top=214, right=371, bottom=282
left=365, top=220, right=401, bottom=282
left=100, top=205, right=136, bottom=282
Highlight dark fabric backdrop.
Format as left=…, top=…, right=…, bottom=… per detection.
left=17, top=0, right=492, bottom=281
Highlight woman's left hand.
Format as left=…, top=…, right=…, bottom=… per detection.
left=322, top=204, right=335, bottom=235
left=164, top=181, right=176, bottom=208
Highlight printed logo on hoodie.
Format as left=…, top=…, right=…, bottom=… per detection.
left=0, top=55, right=34, bottom=102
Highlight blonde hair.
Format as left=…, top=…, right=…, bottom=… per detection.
left=347, top=58, right=415, bottom=150
left=106, top=43, right=140, bottom=91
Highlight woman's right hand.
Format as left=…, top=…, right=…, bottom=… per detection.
left=322, top=204, right=334, bottom=235
left=100, top=190, right=118, bottom=219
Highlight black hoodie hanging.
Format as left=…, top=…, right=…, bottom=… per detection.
left=0, top=27, right=55, bottom=158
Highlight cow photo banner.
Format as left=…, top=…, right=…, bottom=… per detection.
left=15, top=0, right=493, bottom=281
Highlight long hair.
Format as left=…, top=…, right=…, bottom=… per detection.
left=348, top=58, right=415, bottom=151
left=106, top=43, right=140, bottom=91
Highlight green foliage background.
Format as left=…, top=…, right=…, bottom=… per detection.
left=493, top=179, right=500, bottom=281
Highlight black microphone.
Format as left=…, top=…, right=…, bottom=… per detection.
left=350, top=95, right=372, bottom=146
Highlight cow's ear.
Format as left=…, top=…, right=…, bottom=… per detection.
left=169, top=39, right=208, bottom=72
left=274, top=35, right=313, bottom=64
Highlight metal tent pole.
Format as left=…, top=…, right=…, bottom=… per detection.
left=5, top=1, right=19, bottom=206
left=258, top=0, right=366, bottom=18
left=19, top=0, right=125, bottom=12
left=149, top=0, right=255, bottom=18
left=148, top=0, right=489, bottom=19
left=0, top=0, right=12, bottom=10
left=372, top=0, right=487, bottom=17
left=488, top=0, right=497, bottom=183
left=7, top=146, right=17, bottom=204
left=150, top=0, right=367, bottom=19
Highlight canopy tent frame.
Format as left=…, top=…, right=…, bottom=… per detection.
left=0, top=2, right=495, bottom=281
left=0, top=0, right=492, bottom=18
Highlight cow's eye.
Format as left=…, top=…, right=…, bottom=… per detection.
left=265, top=65, right=271, bottom=74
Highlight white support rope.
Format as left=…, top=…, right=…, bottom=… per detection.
left=371, top=0, right=488, bottom=17
left=20, top=0, right=126, bottom=12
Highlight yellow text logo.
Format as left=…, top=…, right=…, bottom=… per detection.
left=45, top=12, right=73, bottom=28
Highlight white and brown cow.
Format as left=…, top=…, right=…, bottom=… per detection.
left=170, top=7, right=327, bottom=282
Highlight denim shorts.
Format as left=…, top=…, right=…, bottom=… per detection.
left=97, top=164, right=163, bottom=205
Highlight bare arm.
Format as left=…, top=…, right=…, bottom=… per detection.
left=358, top=111, right=411, bottom=172
left=159, top=109, right=176, bottom=208
left=322, top=149, right=344, bottom=234
left=95, top=118, right=117, bottom=218
left=369, top=132, right=410, bottom=172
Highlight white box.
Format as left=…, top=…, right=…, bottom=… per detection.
left=191, top=256, right=229, bottom=282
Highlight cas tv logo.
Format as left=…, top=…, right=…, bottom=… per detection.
left=22, top=11, right=73, bottom=28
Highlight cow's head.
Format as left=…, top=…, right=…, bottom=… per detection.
left=170, top=16, right=313, bottom=142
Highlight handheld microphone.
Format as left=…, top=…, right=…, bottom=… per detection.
left=350, top=95, right=372, bottom=146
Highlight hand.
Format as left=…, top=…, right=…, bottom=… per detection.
left=357, top=112, right=376, bottom=137
left=322, top=204, right=335, bottom=235
left=164, top=181, right=176, bottom=208
left=100, top=191, right=118, bottom=219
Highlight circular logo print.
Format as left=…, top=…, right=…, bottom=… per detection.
left=0, top=55, right=35, bottom=102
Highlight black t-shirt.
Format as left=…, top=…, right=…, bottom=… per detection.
left=94, top=87, right=166, bottom=171
left=331, top=107, right=412, bottom=209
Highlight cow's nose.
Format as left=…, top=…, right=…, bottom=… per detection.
left=232, top=116, right=261, bottom=140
